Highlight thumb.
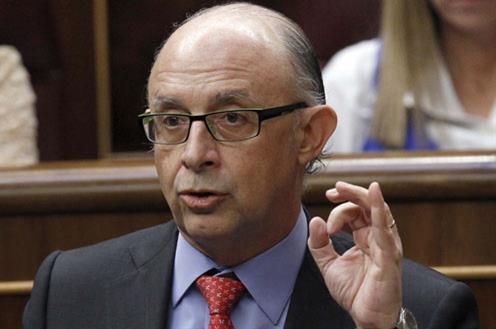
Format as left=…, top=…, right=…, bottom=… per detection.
left=308, top=217, right=339, bottom=272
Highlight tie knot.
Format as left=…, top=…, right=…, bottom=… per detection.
left=196, top=275, right=246, bottom=316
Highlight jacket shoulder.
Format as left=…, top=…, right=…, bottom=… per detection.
left=54, top=221, right=177, bottom=278
left=24, top=221, right=178, bottom=329
left=402, top=259, right=479, bottom=328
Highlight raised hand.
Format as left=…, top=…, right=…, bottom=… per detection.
left=308, top=181, right=403, bottom=329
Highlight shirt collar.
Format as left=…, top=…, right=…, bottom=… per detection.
left=171, top=207, right=308, bottom=324
left=171, top=233, right=217, bottom=308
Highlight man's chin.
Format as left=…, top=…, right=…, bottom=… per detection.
left=181, top=224, right=240, bottom=253
left=180, top=214, right=239, bottom=238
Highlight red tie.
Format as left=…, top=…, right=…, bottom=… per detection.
left=196, top=275, right=246, bottom=329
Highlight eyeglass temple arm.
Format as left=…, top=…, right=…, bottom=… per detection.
left=257, top=102, right=308, bottom=120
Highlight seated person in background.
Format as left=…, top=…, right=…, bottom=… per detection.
left=23, top=3, right=478, bottom=329
left=0, top=45, right=38, bottom=167
left=323, top=0, right=496, bottom=153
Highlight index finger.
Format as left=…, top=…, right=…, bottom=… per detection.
left=330, top=181, right=397, bottom=233
left=327, top=181, right=371, bottom=213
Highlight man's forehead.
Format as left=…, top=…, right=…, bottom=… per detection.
left=162, top=32, right=267, bottom=67
left=147, top=7, right=297, bottom=109
left=153, top=9, right=284, bottom=69
left=173, top=31, right=271, bottom=62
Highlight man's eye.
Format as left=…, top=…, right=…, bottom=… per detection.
left=162, top=115, right=182, bottom=127
left=223, top=112, right=244, bottom=124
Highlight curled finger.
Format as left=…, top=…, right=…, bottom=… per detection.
left=327, top=202, right=369, bottom=235
left=327, top=182, right=372, bottom=215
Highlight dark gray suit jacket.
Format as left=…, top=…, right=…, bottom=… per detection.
left=23, top=221, right=479, bottom=329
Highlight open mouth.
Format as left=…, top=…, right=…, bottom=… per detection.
left=179, top=190, right=227, bottom=212
left=189, top=191, right=216, bottom=197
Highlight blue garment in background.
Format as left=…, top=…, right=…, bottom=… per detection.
left=363, top=114, right=438, bottom=151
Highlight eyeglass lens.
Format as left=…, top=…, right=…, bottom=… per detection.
left=144, top=111, right=260, bottom=144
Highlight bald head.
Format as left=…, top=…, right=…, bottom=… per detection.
left=149, top=2, right=325, bottom=106
left=173, top=3, right=288, bottom=46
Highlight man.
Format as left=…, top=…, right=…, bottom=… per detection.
left=23, top=3, right=479, bottom=329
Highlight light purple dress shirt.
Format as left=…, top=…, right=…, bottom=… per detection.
left=168, top=208, right=308, bottom=329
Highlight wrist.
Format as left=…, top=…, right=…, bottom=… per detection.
left=354, top=308, right=417, bottom=329
left=393, top=308, right=417, bottom=329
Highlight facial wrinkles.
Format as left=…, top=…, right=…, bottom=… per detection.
left=150, top=53, right=270, bottom=112
left=152, top=70, right=254, bottom=98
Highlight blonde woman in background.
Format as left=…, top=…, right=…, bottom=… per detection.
left=0, top=45, right=38, bottom=166
left=323, top=0, right=496, bottom=153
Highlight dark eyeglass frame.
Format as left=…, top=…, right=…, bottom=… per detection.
left=138, top=102, right=308, bottom=145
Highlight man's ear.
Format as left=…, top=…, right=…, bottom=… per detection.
left=297, top=105, right=337, bottom=166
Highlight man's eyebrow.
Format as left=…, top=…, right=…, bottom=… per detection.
left=149, top=91, right=255, bottom=112
left=150, top=96, right=186, bottom=111
left=210, top=90, right=254, bottom=107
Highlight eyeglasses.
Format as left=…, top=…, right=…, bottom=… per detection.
left=138, top=102, right=308, bottom=145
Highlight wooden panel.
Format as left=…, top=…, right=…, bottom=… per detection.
left=0, top=295, right=28, bottom=329
left=395, top=201, right=496, bottom=266
left=465, top=280, right=496, bottom=329
left=464, top=279, right=496, bottom=329
left=0, top=213, right=168, bottom=281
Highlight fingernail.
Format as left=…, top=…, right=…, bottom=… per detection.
left=326, top=189, right=338, bottom=196
left=372, top=182, right=384, bottom=202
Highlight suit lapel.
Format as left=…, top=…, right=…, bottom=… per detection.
left=284, top=246, right=355, bottom=328
left=104, top=222, right=179, bottom=329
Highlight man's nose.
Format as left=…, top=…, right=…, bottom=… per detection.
left=180, top=121, right=219, bottom=172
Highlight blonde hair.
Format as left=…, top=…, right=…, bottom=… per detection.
left=373, top=1, right=442, bottom=148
